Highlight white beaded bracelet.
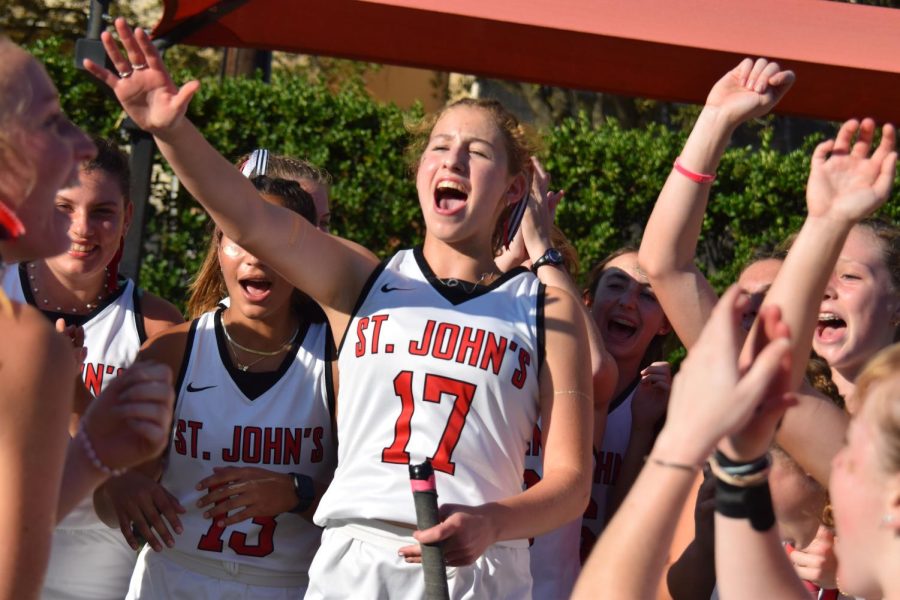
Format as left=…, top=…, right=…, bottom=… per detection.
left=77, top=423, right=126, bottom=477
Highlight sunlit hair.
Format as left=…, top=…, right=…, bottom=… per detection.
left=405, top=98, right=540, bottom=254
left=801, top=351, right=844, bottom=527
left=584, top=247, right=673, bottom=368
left=235, top=152, right=332, bottom=187
left=551, top=224, right=580, bottom=279
left=805, top=351, right=844, bottom=410
left=856, top=218, right=900, bottom=343
left=852, top=342, right=900, bottom=473
left=83, top=135, right=131, bottom=203
left=857, top=218, right=900, bottom=291
left=187, top=176, right=319, bottom=320
left=0, top=35, right=38, bottom=207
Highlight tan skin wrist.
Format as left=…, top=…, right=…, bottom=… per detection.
left=652, top=429, right=713, bottom=468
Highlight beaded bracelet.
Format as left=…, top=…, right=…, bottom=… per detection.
left=77, top=423, right=126, bottom=477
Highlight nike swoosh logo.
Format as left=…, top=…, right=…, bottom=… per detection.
left=186, top=383, right=216, bottom=393
left=381, top=284, right=414, bottom=293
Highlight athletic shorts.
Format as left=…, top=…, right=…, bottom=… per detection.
left=305, top=520, right=531, bottom=600
left=42, top=526, right=137, bottom=600
left=126, top=546, right=307, bottom=599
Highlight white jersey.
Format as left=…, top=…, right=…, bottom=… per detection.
left=3, top=263, right=146, bottom=599
left=580, top=382, right=637, bottom=561
left=159, top=309, right=335, bottom=576
left=315, top=248, right=544, bottom=544
left=525, top=418, right=581, bottom=599
left=2, top=262, right=144, bottom=401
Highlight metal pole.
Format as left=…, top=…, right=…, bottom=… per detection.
left=119, top=119, right=155, bottom=282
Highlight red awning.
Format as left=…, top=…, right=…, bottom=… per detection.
left=151, top=0, right=900, bottom=124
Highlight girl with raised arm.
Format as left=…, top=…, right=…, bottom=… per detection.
left=639, top=59, right=895, bottom=485
left=88, top=19, right=592, bottom=598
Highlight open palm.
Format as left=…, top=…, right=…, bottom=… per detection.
left=705, top=58, right=795, bottom=124
left=806, top=118, right=897, bottom=222
left=83, top=18, right=199, bottom=134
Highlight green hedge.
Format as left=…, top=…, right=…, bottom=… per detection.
left=33, top=37, right=899, bottom=312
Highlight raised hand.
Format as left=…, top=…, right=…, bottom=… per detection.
left=83, top=18, right=200, bottom=134
left=495, top=156, right=564, bottom=271
left=720, top=303, right=797, bottom=461
left=656, top=286, right=793, bottom=465
left=82, top=361, right=174, bottom=471
left=522, top=156, right=564, bottom=263
left=705, top=58, right=795, bottom=126
left=195, top=466, right=297, bottom=527
left=806, top=118, right=897, bottom=222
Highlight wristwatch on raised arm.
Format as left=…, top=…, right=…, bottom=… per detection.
left=531, top=248, right=564, bottom=273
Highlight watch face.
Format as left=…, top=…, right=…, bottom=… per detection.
left=547, top=248, right=563, bottom=264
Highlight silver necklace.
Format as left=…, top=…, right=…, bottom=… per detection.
left=221, top=316, right=299, bottom=357
left=28, top=262, right=111, bottom=313
left=226, top=344, right=273, bottom=372
left=438, top=271, right=495, bottom=294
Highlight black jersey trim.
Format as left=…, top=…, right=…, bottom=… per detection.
left=214, top=307, right=311, bottom=401
left=537, top=283, right=546, bottom=373
left=174, top=318, right=201, bottom=406
left=412, top=245, right=529, bottom=306
left=19, top=263, right=130, bottom=327
left=608, top=377, right=640, bottom=415
left=323, top=324, right=338, bottom=439
left=336, top=259, right=389, bottom=355
left=133, top=285, right=148, bottom=344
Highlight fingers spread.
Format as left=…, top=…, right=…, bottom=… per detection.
left=850, top=118, right=876, bottom=157
left=832, top=119, right=861, bottom=155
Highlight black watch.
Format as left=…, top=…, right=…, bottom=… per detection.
left=290, top=472, right=315, bottom=514
left=531, top=248, right=564, bottom=273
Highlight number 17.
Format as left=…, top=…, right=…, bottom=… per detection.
left=381, top=371, right=477, bottom=475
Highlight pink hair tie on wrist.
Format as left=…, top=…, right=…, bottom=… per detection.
left=77, top=423, right=126, bottom=477
left=673, top=157, right=716, bottom=184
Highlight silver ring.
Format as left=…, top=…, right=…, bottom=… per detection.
left=118, top=70, right=133, bottom=79
left=132, top=63, right=148, bottom=71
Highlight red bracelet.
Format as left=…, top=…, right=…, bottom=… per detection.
left=673, top=157, right=716, bottom=184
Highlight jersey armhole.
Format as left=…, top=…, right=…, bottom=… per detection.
left=335, top=257, right=389, bottom=354
left=537, top=282, right=546, bottom=372
left=324, top=324, right=338, bottom=438
left=133, top=285, right=148, bottom=344
left=173, top=318, right=201, bottom=406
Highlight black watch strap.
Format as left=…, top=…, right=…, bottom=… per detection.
left=290, top=472, right=315, bottom=514
left=531, top=248, right=564, bottom=273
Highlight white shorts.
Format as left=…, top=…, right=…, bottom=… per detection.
left=126, top=546, right=307, bottom=600
left=305, top=520, right=532, bottom=600
left=41, top=526, right=137, bottom=600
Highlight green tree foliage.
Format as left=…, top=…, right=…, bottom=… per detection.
left=32, top=38, right=900, bottom=313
